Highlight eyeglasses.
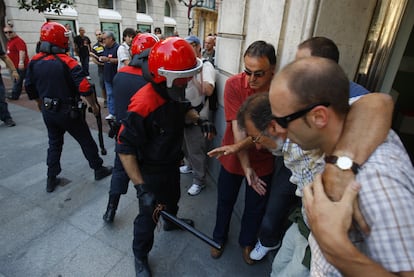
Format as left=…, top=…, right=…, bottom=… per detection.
left=251, top=132, right=263, bottom=143
left=272, top=102, right=330, bottom=128
left=244, top=68, right=268, bottom=78
left=4, top=31, right=13, bottom=34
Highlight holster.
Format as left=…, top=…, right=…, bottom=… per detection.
left=70, top=100, right=87, bottom=120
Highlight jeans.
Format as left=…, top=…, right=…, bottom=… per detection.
left=0, top=77, right=12, bottom=122
left=104, top=81, right=114, bottom=115
left=11, top=68, right=26, bottom=99
left=259, top=156, right=301, bottom=247
left=271, top=223, right=310, bottom=277
left=213, top=166, right=272, bottom=247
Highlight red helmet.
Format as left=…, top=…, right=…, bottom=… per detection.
left=40, top=22, right=70, bottom=49
left=148, top=37, right=202, bottom=87
left=131, top=33, right=159, bottom=56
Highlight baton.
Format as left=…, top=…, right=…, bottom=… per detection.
left=89, top=83, right=107, bottom=155
left=160, top=210, right=222, bottom=250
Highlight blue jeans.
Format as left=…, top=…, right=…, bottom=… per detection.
left=0, top=77, right=12, bottom=122
left=213, top=166, right=272, bottom=247
left=11, top=68, right=26, bottom=99
left=259, top=156, right=300, bottom=247
left=104, top=81, right=114, bottom=115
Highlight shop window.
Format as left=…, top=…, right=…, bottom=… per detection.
left=101, top=22, right=120, bottom=43
left=137, top=24, right=151, bottom=33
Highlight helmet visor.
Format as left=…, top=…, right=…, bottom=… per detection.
left=158, top=58, right=203, bottom=88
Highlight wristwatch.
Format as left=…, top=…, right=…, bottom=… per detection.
left=324, top=155, right=360, bottom=174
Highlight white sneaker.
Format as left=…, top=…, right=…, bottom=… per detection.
left=249, top=240, right=281, bottom=261
left=105, top=114, right=115, bottom=120
left=86, top=76, right=91, bottom=80
left=179, top=165, right=193, bottom=174
left=187, top=184, right=205, bottom=196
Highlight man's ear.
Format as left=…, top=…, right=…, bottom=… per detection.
left=310, top=106, right=328, bottom=128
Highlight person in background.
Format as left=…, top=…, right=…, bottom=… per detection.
left=74, top=27, right=91, bottom=78
left=117, top=27, right=136, bottom=70
left=64, top=23, right=75, bottom=58
left=154, top=27, right=162, bottom=39
left=99, top=31, right=119, bottom=120
left=180, top=35, right=216, bottom=196
left=0, top=44, right=19, bottom=127
left=3, top=25, right=29, bottom=100
left=25, top=22, right=112, bottom=193
left=90, top=29, right=107, bottom=108
left=202, top=35, right=215, bottom=66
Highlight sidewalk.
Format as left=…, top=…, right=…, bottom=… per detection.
left=0, top=93, right=273, bottom=275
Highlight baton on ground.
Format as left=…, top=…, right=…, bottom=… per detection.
left=160, top=210, right=222, bottom=250
left=89, top=83, right=107, bottom=155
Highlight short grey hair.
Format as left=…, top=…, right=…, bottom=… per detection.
left=103, top=31, right=116, bottom=41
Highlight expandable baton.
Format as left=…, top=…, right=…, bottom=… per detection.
left=88, top=83, right=107, bottom=155
left=160, top=210, right=222, bottom=250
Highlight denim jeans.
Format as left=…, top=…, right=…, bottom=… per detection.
left=259, top=156, right=301, bottom=247
left=213, top=166, right=272, bottom=247
left=104, top=81, right=114, bottom=115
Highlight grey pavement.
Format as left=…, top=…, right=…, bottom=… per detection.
left=0, top=94, right=273, bottom=276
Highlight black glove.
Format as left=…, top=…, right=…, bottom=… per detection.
left=197, top=118, right=217, bottom=136
left=135, top=184, right=156, bottom=212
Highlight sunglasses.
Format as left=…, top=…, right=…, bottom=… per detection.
left=4, top=31, right=13, bottom=34
left=244, top=68, right=267, bottom=78
left=272, top=102, right=330, bottom=128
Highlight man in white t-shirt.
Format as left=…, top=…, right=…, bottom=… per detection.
left=180, top=35, right=216, bottom=196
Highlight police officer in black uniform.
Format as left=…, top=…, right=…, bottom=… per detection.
left=25, top=22, right=112, bottom=193
left=102, top=33, right=159, bottom=223
left=116, top=37, right=216, bottom=277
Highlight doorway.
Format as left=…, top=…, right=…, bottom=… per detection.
left=356, top=0, right=414, bottom=163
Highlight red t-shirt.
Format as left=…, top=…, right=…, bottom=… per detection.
left=219, top=72, right=274, bottom=176
left=6, top=36, right=29, bottom=68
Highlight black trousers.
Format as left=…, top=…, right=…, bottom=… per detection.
left=42, top=109, right=103, bottom=177
left=132, top=167, right=181, bottom=259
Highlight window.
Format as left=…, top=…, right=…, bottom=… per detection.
left=101, top=22, right=120, bottom=43
left=99, top=0, right=114, bottom=9
left=165, top=1, right=171, bottom=17
left=137, top=24, right=151, bottom=33
left=137, top=0, right=147, bottom=13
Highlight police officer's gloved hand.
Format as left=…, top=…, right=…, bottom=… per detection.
left=197, top=118, right=217, bottom=138
left=135, top=184, right=156, bottom=213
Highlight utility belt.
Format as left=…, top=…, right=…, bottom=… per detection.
left=43, top=97, right=87, bottom=120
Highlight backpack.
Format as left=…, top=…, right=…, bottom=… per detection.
left=203, top=59, right=218, bottom=111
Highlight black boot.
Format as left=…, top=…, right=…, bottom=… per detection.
left=163, top=217, right=194, bottom=231
left=103, top=194, right=120, bottom=223
left=95, top=165, right=113, bottom=180
left=46, top=176, right=60, bottom=193
left=135, top=257, right=152, bottom=277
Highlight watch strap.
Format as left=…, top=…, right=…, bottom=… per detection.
left=325, top=155, right=360, bottom=174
